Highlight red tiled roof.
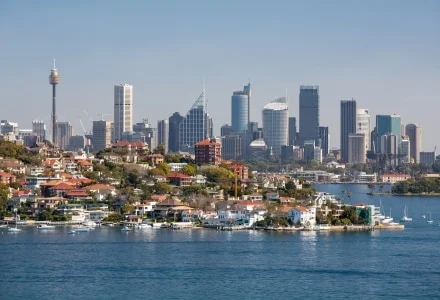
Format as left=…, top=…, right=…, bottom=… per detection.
left=66, top=189, right=89, bottom=197
left=167, top=172, right=190, bottom=179
left=195, top=139, right=219, bottom=146
left=294, top=206, right=309, bottom=213
left=76, top=160, right=93, bottom=166
left=50, top=182, right=75, bottom=190
left=0, top=171, right=15, bottom=178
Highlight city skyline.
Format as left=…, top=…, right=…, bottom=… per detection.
left=0, top=1, right=439, bottom=150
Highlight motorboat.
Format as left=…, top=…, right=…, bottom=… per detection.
left=37, top=224, right=56, bottom=230
left=427, top=212, right=434, bottom=224
left=151, top=222, right=166, bottom=229
left=68, top=230, right=77, bottom=234
left=75, top=227, right=92, bottom=232
left=0, top=224, right=8, bottom=228
left=82, top=220, right=97, bottom=227
left=121, top=226, right=132, bottom=232
left=138, top=223, right=151, bottom=229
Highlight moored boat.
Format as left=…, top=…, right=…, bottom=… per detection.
left=37, top=224, right=56, bottom=230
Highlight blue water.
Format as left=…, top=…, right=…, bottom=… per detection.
left=1, top=184, right=440, bottom=299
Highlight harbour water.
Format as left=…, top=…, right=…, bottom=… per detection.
left=1, top=184, right=440, bottom=299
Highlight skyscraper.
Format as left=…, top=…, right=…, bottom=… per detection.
left=356, top=109, right=370, bottom=152
left=376, top=114, right=401, bottom=154
left=318, top=126, right=329, bottom=157
left=348, top=133, right=366, bottom=164
left=231, top=83, right=251, bottom=132
left=340, top=99, right=357, bottom=163
left=157, top=119, right=169, bottom=154
left=400, top=137, right=411, bottom=164
left=114, top=83, right=133, bottom=142
left=92, top=120, right=112, bottom=152
left=262, top=97, right=288, bottom=156
left=179, top=91, right=212, bottom=153
left=288, top=117, right=297, bottom=146
left=405, top=123, right=422, bottom=164
left=32, top=120, right=46, bottom=142
left=221, top=135, right=242, bottom=160
left=298, top=86, right=319, bottom=145
left=56, top=121, right=73, bottom=150
left=168, top=112, right=184, bottom=153
left=381, top=134, right=398, bottom=167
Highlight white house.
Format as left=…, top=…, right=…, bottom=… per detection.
left=288, top=206, right=316, bottom=227
left=192, top=175, right=207, bottom=185
left=133, top=202, right=157, bottom=216
left=248, top=193, right=263, bottom=201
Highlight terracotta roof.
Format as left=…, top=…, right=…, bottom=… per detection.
left=49, top=182, right=76, bottom=190
left=66, top=189, right=89, bottom=197
left=67, top=178, right=93, bottom=185
left=39, top=180, right=64, bottom=187
left=0, top=171, right=15, bottom=177
left=195, top=139, right=219, bottom=146
left=76, top=160, right=93, bottom=166
left=167, top=172, right=190, bottom=179
left=294, top=206, right=309, bottom=213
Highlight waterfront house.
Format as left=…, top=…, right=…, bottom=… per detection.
left=288, top=206, right=316, bottom=227
left=133, top=201, right=157, bottom=216
left=84, top=184, right=117, bottom=200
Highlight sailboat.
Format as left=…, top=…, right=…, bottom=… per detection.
left=427, top=212, right=434, bottom=224
left=381, top=208, right=394, bottom=224
left=400, top=205, right=412, bottom=222
left=8, top=209, right=22, bottom=233
left=421, top=203, right=426, bottom=219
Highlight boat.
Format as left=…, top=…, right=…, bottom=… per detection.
left=151, top=222, right=165, bottom=229
left=381, top=208, right=394, bottom=224
left=75, top=227, right=92, bottom=232
left=82, top=220, right=97, bottom=227
left=37, top=224, right=56, bottom=230
left=68, top=230, right=77, bottom=234
left=8, top=209, right=22, bottom=232
left=0, top=224, right=8, bottom=228
left=400, top=205, right=412, bottom=222
left=427, top=212, right=434, bottom=224
left=138, top=223, right=151, bottom=229
left=121, top=226, right=132, bottom=231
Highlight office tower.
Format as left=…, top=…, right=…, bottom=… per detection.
left=303, top=140, right=316, bottom=162
left=221, top=135, right=242, bottom=160
left=179, top=91, right=212, bottom=153
left=0, top=120, right=19, bottom=136
left=168, top=112, right=184, bottom=153
left=157, top=119, right=169, bottom=154
left=318, top=126, right=329, bottom=157
left=67, top=135, right=86, bottom=151
left=281, top=145, right=294, bottom=161
left=114, top=83, right=133, bottom=141
left=133, top=120, right=156, bottom=151
left=56, top=121, right=73, bottom=150
left=262, top=97, right=288, bottom=156
left=348, top=133, right=366, bottom=164
left=356, top=109, right=370, bottom=152
left=288, top=117, right=297, bottom=146
left=231, top=83, right=251, bottom=132
left=314, top=147, right=323, bottom=164
left=92, top=120, right=112, bottom=152
left=370, top=127, right=377, bottom=153
left=420, top=151, right=436, bottom=166
left=221, top=124, right=233, bottom=137
left=32, top=120, right=46, bottom=142
left=49, top=60, right=60, bottom=145
left=381, top=134, right=398, bottom=167
left=400, top=137, right=411, bottom=164
left=195, top=139, right=222, bottom=166
left=248, top=139, right=267, bottom=160
left=298, top=86, right=319, bottom=145
left=376, top=114, right=401, bottom=154
left=405, top=124, right=422, bottom=164
left=340, top=99, right=357, bottom=163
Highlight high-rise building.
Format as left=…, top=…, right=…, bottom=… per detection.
left=32, top=120, right=46, bottom=142
left=405, top=124, right=422, bottom=164
left=1, top=120, right=19, bottom=136
left=381, top=134, right=398, bottom=167
left=231, top=83, right=251, bottom=132
left=420, top=151, right=436, bottom=166
left=67, top=135, right=86, bottom=151
left=298, top=86, right=319, bottom=145
left=348, top=133, right=366, bottom=164
left=179, top=91, right=212, bottom=153
left=318, top=126, right=329, bottom=157
left=340, top=99, right=357, bottom=163
left=157, top=119, right=169, bottom=154
left=195, top=139, right=222, bottom=166
left=221, top=135, right=242, bottom=160
left=114, top=83, right=133, bottom=142
left=400, top=137, right=411, bottom=164
left=288, top=117, right=297, bottom=146
left=303, top=140, right=316, bottom=162
left=356, top=109, right=370, bottom=152
left=262, top=97, right=288, bottom=156
left=56, top=121, right=73, bottom=150
left=220, top=124, right=233, bottom=137
left=92, top=120, right=112, bottom=152
left=168, top=112, right=184, bottom=153
left=376, top=114, right=401, bottom=154
left=133, top=120, right=156, bottom=151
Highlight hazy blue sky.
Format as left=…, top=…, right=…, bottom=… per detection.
left=0, top=0, right=439, bottom=150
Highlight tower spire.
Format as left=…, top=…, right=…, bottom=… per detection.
left=53, top=58, right=56, bottom=69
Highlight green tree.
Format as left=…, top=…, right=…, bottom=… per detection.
left=154, top=182, right=172, bottom=194
left=0, top=183, right=9, bottom=214
left=103, top=213, right=124, bottom=222
left=182, top=164, right=197, bottom=176
left=156, top=162, right=170, bottom=175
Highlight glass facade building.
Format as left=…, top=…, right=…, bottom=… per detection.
left=262, top=97, right=288, bottom=156
left=299, top=86, right=320, bottom=145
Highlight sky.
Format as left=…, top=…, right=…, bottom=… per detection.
left=0, top=0, right=439, bottom=150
